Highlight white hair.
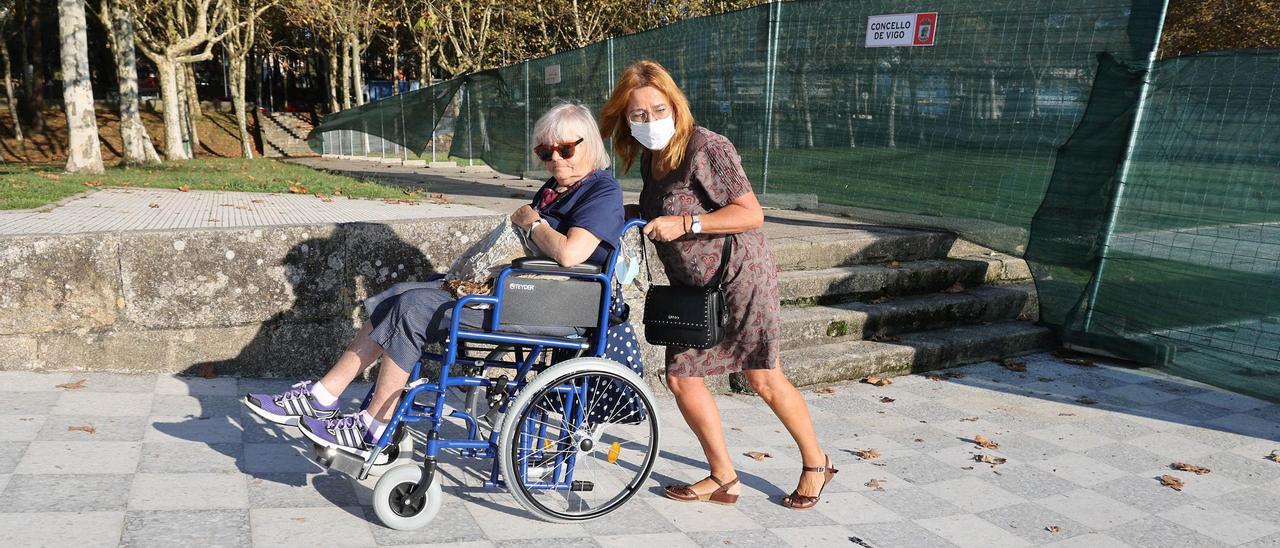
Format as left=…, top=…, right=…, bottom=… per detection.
left=531, top=102, right=611, bottom=172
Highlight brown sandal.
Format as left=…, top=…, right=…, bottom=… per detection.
left=782, top=455, right=838, bottom=510
left=664, top=474, right=740, bottom=505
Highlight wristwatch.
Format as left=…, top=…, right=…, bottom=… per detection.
left=527, top=218, right=546, bottom=235
left=690, top=214, right=703, bottom=234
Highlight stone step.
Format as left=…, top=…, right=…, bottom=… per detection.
left=768, top=224, right=956, bottom=270
left=779, top=283, right=1038, bottom=350
left=776, top=258, right=991, bottom=305
left=746, top=321, right=1054, bottom=389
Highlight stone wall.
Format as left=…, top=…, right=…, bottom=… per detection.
left=0, top=216, right=514, bottom=378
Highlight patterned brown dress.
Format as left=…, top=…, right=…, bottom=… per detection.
left=640, top=127, right=781, bottom=377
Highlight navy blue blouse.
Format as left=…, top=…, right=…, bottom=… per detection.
left=532, top=169, right=624, bottom=265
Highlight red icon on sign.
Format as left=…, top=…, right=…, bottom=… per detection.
left=914, top=12, right=938, bottom=46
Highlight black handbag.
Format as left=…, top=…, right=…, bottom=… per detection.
left=642, top=236, right=733, bottom=349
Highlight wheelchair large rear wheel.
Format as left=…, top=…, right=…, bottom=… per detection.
left=497, top=357, right=660, bottom=523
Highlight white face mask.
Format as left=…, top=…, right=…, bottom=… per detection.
left=628, top=116, right=676, bottom=151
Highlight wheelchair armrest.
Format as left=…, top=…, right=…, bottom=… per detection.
left=511, top=257, right=602, bottom=275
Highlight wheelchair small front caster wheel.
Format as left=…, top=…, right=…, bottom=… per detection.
left=372, top=464, right=443, bottom=531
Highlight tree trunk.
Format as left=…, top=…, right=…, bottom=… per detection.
left=326, top=47, right=340, bottom=112
left=107, top=5, right=159, bottom=164
left=21, top=0, right=47, bottom=132
left=184, top=61, right=202, bottom=118
left=351, top=36, right=364, bottom=106
left=156, top=59, right=188, bottom=159
left=182, top=64, right=201, bottom=152
left=417, top=49, right=429, bottom=87
left=57, top=0, right=103, bottom=173
left=0, top=39, right=23, bottom=142
left=229, top=56, right=252, bottom=158
left=340, top=37, right=351, bottom=109
left=887, top=74, right=898, bottom=148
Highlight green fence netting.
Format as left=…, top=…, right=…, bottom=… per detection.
left=1039, top=50, right=1280, bottom=399
left=308, top=0, right=1280, bottom=399
left=309, top=78, right=463, bottom=159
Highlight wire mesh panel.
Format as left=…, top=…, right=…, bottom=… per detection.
left=305, top=1, right=1280, bottom=398
left=1080, top=51, right=1280, bottom=398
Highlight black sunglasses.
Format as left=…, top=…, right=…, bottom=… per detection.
left=534, top=138, right=585, bottom=162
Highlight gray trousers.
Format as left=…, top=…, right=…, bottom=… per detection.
left=364, top=281, right=580, bottom=372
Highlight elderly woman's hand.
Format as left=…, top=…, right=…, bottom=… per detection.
left=642, top=215, right=688, bottom=242
left=510, top=205, right=540, bottom=230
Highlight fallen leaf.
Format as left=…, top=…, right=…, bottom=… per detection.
left=879, top=396, right=895, bottom=404
left=886, top=261, right=900, bottom=269
left=291, top=517, right=306, bottom=523
left=178, top=184, right=190, bottom=192
left=862, top=375, right=892, bottom=387
left=745, top=451, right=771, bottom=461
left=974, top=434, right=1000, bottom=449
left=196, top=362, right=217, bottom=379
left=975, top=454, right=1007, bottom=465
left=913, top=438, right=924, bottom=443
left=1064, top=358, right=1096, bottom=367
left=865, top=479, right=886, bottom=491
left=854, top=448, right=881, bottom=460
left=333, top=189, right=343, bottom=196
left=1038, top=377, right=1056, bottom=382
left=148, top=203, right=160, bottom=208
left=943, top=282, right=965, bottom=293
left=1046, top=526, right=1061, bottom=533
left=870, top=333, right=900, bottom=342
left=82, top=180, right=102, bottom=187
left=56, top=379, right=87, bottom=390
left=926, top=374, right=944, bottom=381
left=1075, top=396, right=1099, bottom=405
left=943, top=371, right=964, bottom=379
left=207, top=218, right=219, bottom=223
left=961, top=466, right=975, bottom=470
left=1000, top=358, right=1027, bottom=372
left=1159, top=474, right=1184, bottom=491
left=814, top=386, right=836, bottom=394
left=869, top=295, right=892, bottom=304
left=1269, top=451, right=1280, bottom=464
left=1058, top=412, right=1076, bottom=417
left=67, top=425, right=96, bottom=434
left=960, top=416, right=980, bottom=422
left=251, top=199, right=266, bottom=203
left=288, top=185, right=309, bottom=194
left=1172, top=462, right=1211, bottom=475
left=730, top=427, right=742, bottom=431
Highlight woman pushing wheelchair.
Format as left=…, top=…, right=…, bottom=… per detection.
left=243, top=102, right=641, bottom=463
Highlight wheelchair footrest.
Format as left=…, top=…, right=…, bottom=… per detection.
left=570, top=480, right=594, bottom=492
left=313, top=443, right=367, bottom=477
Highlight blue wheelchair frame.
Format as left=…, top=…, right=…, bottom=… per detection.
left=349, top=218, right=648, bottom=498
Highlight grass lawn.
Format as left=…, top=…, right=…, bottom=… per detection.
left=0, top=158, right=420, bottom=210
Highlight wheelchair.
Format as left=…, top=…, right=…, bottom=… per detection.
left=312, top=218, right=660, bottom=530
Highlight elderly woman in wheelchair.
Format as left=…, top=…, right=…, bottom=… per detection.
left=243, top=102, right=659, bottom=528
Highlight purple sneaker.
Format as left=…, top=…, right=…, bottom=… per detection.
left=299, top=414, right=396, bottom=465
left=243, top=381, right=340, bottom=426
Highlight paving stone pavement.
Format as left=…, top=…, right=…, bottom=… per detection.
left=1, top=353, right=1278, bottom=547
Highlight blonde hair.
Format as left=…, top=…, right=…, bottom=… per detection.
left=531, top=102, right=611, bottom=172
left=600, top=60, right=696, bottom=175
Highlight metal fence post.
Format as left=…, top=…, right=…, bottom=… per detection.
left=1081, top=0, right=1172, bottom=334
left=761, top=0, right=783, bottom=195
left=466, top=85, right=474, bottom=166
left=524, top=61, right=530, bottom=179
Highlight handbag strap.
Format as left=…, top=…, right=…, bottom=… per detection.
left=641, top=229, right=734, bottom=289
left=707, top=236, right=734, bottom=289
